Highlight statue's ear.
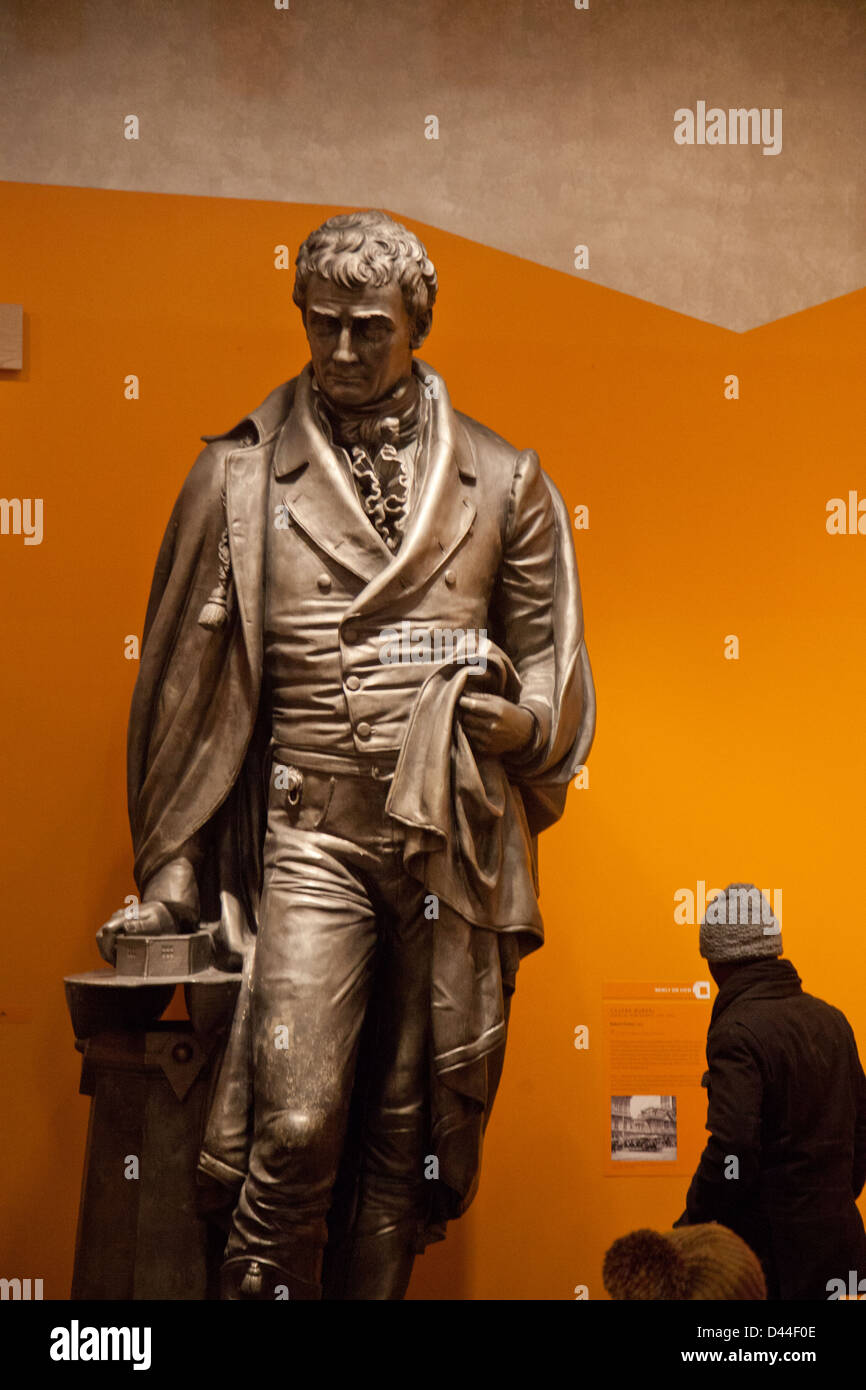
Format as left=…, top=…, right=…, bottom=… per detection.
left=411, top=311, right=432, bottom=351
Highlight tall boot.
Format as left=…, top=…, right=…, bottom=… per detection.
left=334, top=1222, right=419, bottom=1301
left=220, top=1254, right=322, bottom=1301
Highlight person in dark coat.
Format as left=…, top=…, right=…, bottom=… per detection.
left=676, top=883, right=866, bottom=1300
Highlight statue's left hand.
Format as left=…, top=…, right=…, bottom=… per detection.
left=96, top=901, right=176, bottom=965
left=458, top=694, right=536, bottom=755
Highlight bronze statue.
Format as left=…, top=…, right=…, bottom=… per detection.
left=97, top=210, right=595, bottom=1300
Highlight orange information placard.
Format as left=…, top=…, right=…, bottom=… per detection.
left=604, top=981, right=712, bottom=1178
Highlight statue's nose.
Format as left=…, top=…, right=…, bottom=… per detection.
left=333, top=327, right=357, bottom=362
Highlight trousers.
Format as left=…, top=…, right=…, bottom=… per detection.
left=221, top=747, right=433, bottom=1300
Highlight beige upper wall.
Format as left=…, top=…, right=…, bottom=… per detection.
left=1, top=0, right=862, bottom=331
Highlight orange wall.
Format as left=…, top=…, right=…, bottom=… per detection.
left=1, top=182, right=864, bottom=1299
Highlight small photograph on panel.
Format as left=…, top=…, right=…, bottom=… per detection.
left=611, top=1095, right=678, bottom=1161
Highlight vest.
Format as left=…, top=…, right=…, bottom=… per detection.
left=264, top=428, right=426, bottom=754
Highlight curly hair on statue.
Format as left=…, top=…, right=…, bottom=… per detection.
left=292, top=210, right=438, bottom=348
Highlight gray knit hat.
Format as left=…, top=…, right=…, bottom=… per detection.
left=700, top=882, right=782, bottom=962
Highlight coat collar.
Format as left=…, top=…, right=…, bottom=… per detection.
left=710, top=956, right=802, bottom=1028
left=272, top=359, right=476, bottom=481
left=201, top=378, right=296, bottom=449
left=270, top=359, right=477, bottom=607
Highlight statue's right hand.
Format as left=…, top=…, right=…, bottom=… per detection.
left=96, top=901, right=176, bottom=965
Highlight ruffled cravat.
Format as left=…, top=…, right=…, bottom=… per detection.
left=314, top=375, right=423, bottom=553
left=313, top=372, right=420, bottom=451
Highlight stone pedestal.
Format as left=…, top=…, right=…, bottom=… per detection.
left=65, top=938, right=240, bottom=1301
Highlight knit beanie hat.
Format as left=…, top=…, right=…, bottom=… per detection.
left=699, top=882, right=782, bottom=963
left=603, top=1223, right=767, bottom=1300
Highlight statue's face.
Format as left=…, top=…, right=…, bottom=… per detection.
left=303, top=273, right=414, bottom=407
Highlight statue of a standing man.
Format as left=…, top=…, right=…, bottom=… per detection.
left=99, top=211, right=595, bottom=1299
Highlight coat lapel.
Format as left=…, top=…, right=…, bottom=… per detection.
left=347, top=362, right=477, bottom=621
left=272, top=367, right=394, bottom=585
left=262, top=360, right=476, bottom=621
left=225, top=442, right=272, bottom=690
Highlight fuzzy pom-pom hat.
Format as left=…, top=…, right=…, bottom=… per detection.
left=603, top=1223, right=767, bottom=1300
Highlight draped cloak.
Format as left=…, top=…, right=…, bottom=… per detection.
left=127, top=361, right=596, bottom=1248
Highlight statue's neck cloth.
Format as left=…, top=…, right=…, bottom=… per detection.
left=312, top=372, right=427, bottom=554
left=312, top=372, right=421, bottom=452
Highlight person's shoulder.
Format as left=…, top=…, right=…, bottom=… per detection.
left=717, top=983, right=859, bottom=1057
left=454, top=409, right=524, bottom=462
left=453, top=409, right=546, bottom=493
left=451, top=410, right=572, bottom=549
left=799, top=990, right=858, bottom=1041
left=180, top=378, right=298, bottom=501
left=201, top=378, right=297, bottom=452
left=708, top=1014, right=764, bottom=1052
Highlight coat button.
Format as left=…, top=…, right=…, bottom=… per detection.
left=317, top=573, right=332, bottom=592
left=444, top=569, right=457, bottom=587
left=346, top=675, right=360, bottom=691
left=357, top=721, right=372, bottom=739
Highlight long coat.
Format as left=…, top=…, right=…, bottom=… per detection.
left=127, top=359, right=595, bottom=1244
left=679, top=957, right=866, bottom=1299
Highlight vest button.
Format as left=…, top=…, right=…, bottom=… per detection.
left=317, top=573, right=332, bottom=592
left=357, top=721, right=372, bottom=739
left=444, top=569, right=457, bottom=587
left=346, top=675, right=360, bottom=691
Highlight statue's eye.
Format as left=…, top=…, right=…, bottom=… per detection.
left=357, top=319, right=390, bottom=343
